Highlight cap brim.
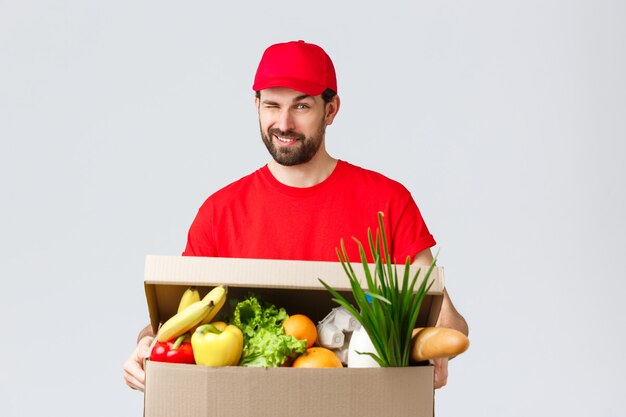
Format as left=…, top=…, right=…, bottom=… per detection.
left=253, top=77, right=327, bottom=96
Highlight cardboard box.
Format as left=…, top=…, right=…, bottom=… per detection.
left=143, top=255, right=445, bottom=417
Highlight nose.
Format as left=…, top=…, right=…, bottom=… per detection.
left=275, top=109, right=295, bottom=133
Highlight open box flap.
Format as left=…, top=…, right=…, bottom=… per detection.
left=144, top=255, right=444, bottom=335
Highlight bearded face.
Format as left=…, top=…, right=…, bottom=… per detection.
left=259, top=119, right=326, bottom=166
left=256, top=87, right=336, bottom=167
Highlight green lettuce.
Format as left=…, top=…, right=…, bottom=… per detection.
left=230, top=295, right=306, bottom=367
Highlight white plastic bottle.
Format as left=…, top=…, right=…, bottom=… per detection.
left=347, top=324, right=380, bottom=368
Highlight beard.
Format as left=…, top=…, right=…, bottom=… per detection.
left=260, top=119, right=326, bottom=166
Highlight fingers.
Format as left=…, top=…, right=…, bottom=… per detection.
left=123, top=336, right=154, bottom=392
left=123, top=354, right=146, bottom=392
left=433, top=357, right=449, bottom=389
left=123, top=361, right=145, bottom=391
left=137, top=336, right=154, bottom=357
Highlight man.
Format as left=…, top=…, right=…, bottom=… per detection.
left=123, top=40, right=468, bottom=391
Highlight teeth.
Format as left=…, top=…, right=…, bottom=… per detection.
left=276, top=136, right=296, bottom=143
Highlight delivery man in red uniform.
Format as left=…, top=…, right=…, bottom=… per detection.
left=124, top=40, right=468, bottom=391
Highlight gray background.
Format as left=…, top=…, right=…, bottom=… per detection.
left=1, top=1, right=624, bottom=416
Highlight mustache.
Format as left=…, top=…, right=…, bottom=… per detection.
left=268, top=128, right=306, bottom=141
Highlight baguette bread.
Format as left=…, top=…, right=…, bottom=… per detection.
left=410, top=327, right=469, bottom=362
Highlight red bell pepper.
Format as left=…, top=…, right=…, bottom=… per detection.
left=150, top=333, right=195, bottom=364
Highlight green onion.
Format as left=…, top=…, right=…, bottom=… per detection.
left=319, top=211, right=436, bottom=367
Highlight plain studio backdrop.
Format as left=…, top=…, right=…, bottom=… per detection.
left=1, top=1, right=624, bottom=416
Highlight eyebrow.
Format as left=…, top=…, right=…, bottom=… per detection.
left=261, top=94, right=314, bottom=106
left=294, top=94, right=312, bottom=102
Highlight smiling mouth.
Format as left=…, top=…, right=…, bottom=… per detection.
left=268, top=128, right=305, bottom=146
left=275, top=135, right=298, bottom=144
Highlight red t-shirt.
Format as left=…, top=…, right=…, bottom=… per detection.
left=183, top=160, right=435, bottom=263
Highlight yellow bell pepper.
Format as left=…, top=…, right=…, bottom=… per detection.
left=192, top=321, right=243, bottom=366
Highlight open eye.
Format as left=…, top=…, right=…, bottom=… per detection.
left=295, top=103, right=310, bottom=110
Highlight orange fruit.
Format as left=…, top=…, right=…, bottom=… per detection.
left=293, top=347, right=343, bottom=368
left=283, top=314, right=317, bottom=348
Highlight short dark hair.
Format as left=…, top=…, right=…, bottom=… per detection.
left=320, top=88, right=337, bottom=103
left=255, top=88, right=337, bottom=104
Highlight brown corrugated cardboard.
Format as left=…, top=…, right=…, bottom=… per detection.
left=143, top=255, right=444, bottom=417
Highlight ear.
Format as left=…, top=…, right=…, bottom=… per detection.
left=324, top=95, right=341, bottom=126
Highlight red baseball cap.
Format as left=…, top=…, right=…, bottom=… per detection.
left=253, top=40, right=337, bottom=96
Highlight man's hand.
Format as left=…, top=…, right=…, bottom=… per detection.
left=123, top=335, right=153, bottom=392
left=412, top=248, right=467, bottom=390
left=433, top=357, right=449, bottom=389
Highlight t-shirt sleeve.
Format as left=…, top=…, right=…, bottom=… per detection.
left=390, top=191, right=436, bottom=263
left=182, top=199, right=217, bottom=257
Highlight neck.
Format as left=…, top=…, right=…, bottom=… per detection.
left=268, top=148, right=337, bottom=188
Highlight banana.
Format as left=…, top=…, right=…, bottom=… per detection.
left=199, top=288, right=227, bottom=324
left=177, top=287, right=201, bottom=313
left=157, top=300, right=213, bottom=343
left=157, top=285, right=227, bottom=342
